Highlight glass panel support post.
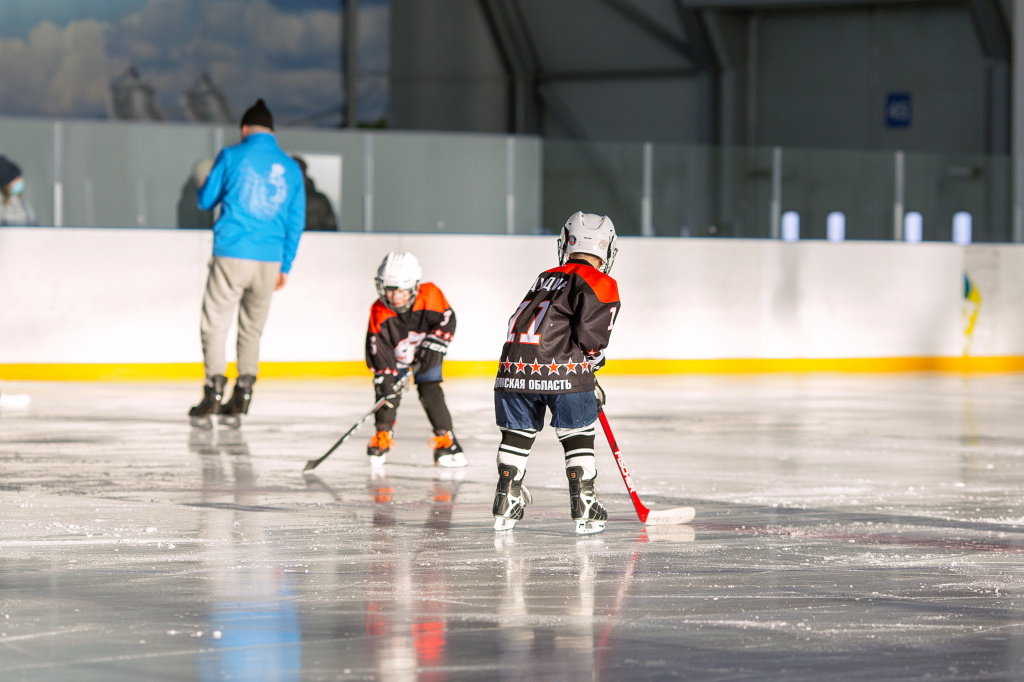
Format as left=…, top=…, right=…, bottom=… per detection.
left=363, top=133, right=374, bottom=232
left=53, top=121, right=63, bottom=228
left=770, top=146, right=781, bottom=239
left=893, top=150, right=904, bottom=242
left=506, top=136, right=516, bottom=235
left=1014, top=154, right=1024, bottom=243
left=641, top=142, right=653, bottom=237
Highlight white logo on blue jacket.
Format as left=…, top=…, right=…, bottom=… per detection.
left=239, top=160, right=288, bottom=220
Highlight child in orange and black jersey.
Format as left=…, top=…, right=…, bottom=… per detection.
left=492, top=212, right=620, bottom=535
left=365, top=252, right=467, bottom=468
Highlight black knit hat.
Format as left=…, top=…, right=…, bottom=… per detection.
left=0, top=156, right=21, bottom=187
left=240, top=98, right=274, bottom=130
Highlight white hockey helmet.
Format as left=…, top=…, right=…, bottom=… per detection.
left=375, top=251, right=422, bottom=312
left=558, top=211, right=618, bottom=273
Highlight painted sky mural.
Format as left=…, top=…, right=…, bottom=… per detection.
left=0, top=0, right=388, bottom=126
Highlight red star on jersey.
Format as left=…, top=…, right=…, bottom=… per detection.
left=529, top=361, right=543, bottom=374
left=514, top=358, right=527, bottom=373
left=500, top=359, right=513, bottom=373
left=564, top=359, right=578, bottom=373
left=581, top=361, right=591, bottom=373
left=546, top=360, right=561, bottom=375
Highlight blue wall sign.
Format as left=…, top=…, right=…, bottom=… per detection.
left=886, top=93, right=912, bottom=128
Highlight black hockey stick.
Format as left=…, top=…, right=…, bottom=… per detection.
left=303, top=365, right=419, bottom=472
left=598, top=409, right=695, bottom=525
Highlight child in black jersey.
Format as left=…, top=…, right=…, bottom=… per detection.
left=492, top=212, right=620, bottom=535
left=365, top=252, right=466, bottom=468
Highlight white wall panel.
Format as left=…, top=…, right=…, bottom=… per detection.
left=0, top=229, right=1009, bottom=366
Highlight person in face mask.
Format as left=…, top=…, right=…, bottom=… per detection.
left=0, top=156, right=37, bottom=226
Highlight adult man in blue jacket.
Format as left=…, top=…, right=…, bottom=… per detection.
left=189, top=98, right=306, bottom=421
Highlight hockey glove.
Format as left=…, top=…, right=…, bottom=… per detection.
left=594, top=380, right=606, bottom=411
left=415, top=336, right=449, bottom=372
left=373, top=373, right=398, bottom=400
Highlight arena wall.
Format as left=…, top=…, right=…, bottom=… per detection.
left=1, top=228, right=1022, bottom=380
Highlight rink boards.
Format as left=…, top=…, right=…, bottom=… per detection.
left=1, top=228, right=1023, bottom=380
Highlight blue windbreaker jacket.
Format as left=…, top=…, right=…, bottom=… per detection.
left=197, top=133, right=306, bottom=274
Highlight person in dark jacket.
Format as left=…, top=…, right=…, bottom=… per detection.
left=293, top=156, right=337, bottom=231
left=491, top=211, right=620, bottom=536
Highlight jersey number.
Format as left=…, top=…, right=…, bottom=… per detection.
left=607, top=306, right=618, bottom=331
left=507, top=301, right=550, bottom=345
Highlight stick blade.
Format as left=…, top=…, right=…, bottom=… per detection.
left=302, top=459, right=319, bottom=472
left=643, top=506, right=696, bottom=525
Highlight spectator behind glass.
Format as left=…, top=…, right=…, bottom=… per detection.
left=177, top=158, right=215, bottom=229
left=0, top=155, right=37, bottom=226
left=292, top=155, right=337, bottom=231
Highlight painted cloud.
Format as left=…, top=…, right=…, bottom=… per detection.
left=0, top=0, right=388, bottom=125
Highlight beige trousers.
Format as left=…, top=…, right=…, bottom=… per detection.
left=200, top=256, right=280, bottom=378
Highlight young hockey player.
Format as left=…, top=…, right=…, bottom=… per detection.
left=365, top=252, right=467, bottom=468
left=492, top=211, right=620, bottom=535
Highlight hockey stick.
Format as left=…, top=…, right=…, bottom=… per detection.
left=303, top=365, right=419, bottom=472
left=598, top=409, right=695, bottom=525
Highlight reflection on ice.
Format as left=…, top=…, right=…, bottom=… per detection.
left=190, top=425, right=301, bottom=682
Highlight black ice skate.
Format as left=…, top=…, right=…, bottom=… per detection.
left=189, top=375, right=227, bottom=422
left=492, top=463, right=532, bottom=531
left=567, top=466, right=607, bottom=535
left=429, top=430, right=468, bottom=468
left=219, top=374, right=255, bottom=427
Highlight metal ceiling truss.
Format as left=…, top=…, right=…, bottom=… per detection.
left=478, top=0, right=716, bottom=136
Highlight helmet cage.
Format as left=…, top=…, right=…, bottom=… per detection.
left=375, top=278, right=419, bottom=313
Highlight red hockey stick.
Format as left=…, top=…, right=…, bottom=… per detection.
left=598, top=409, right=695, bottom=525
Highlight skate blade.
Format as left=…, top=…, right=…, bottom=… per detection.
left=368, top=454, right=387, bottom=467
left=494, top=516, right=518, bottom=532
left=218, top=414, right=241, bottom=428
left=189, top=415, right=214, bottom=429
left=575, top=519, right=606, bottom=535
left=434, top=452, right=468, bottom=468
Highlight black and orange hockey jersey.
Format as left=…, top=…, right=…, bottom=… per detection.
left=495, top=259, right=620, bottom=395
left=366, top=282, right=455, bottom=375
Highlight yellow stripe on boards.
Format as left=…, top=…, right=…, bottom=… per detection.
left=1, top=357, right=1024, bottom=381
left=3, top=356, right=1024, bottom=382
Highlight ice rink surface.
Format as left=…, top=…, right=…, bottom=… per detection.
left=1, top=373, right=1023, bottom=681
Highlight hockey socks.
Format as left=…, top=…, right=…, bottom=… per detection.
left=556, top=423, right=597, bottom=479
left=417, top=381, right=454, bottom=433
left=496, top=428, right=536, bottom=477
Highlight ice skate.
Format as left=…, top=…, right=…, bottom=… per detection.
left=567, top=466, right=607, bottom=535
left=189, top=375, right=227, bottom=418
left=367, top=429, right=395, bottom=466
left=429, top=430, right=468, bottom=468
left=492, top=463, right=532, bottom=531
left=218, top=374, right=255, bottom=427
left=220, top=374, right=254, bottom=413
